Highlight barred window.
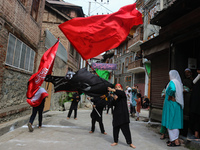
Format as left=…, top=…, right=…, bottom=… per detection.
left=5, top=33, right=35, bottom=72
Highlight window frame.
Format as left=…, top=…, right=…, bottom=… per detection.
left=5, top=33, right=35, bottom=73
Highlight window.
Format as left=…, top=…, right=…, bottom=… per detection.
left=118, top=61, right=121, bottom=70
left=70, top=44, right=74, bottom=56
left=75, top=51, right=79, bottom=60
left=114, top=78, right=118, bottom=84
left=31, top=0, right=40, bottom=21
left=129, top=56, right=132, bottom=63
left=125, top=76, right=131, bottom=82
left=125, top=57, right=129, bottom=67
left=6, top=33, right=35, bottom=72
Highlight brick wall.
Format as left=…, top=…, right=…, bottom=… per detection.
left=0, top=0, right=45, bottom=122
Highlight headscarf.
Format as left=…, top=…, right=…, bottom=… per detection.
left=115, top=83, right=123, bottom=89
left=169, top=70, right=184, bottom=109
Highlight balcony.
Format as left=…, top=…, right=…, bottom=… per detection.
left=128, top=59, right=145, bottom=73
left=128, top=33, right=143, bottom=52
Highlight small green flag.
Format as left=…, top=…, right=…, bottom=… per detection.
left=96, top=69, right=110, bottom=81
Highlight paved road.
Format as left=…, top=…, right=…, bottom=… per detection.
left=0, top=109, right=188, bottom=150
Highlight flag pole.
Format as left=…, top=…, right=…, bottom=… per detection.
left=87, top=97, right=101, bottom=117
left=86, top=60, right=100, bottom=77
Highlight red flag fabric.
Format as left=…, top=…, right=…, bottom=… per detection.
left=26, top=40, right=59, bottom=99
left=27, top=87, right=48, bottom=107
left=59, top=3, right=143, bottom=60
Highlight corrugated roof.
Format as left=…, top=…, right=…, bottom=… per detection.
left=46, top=0, right=81, bottom=7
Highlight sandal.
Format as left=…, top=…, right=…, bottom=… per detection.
left=167, top=142, right=181, bottom=147
left=160, top=134, right=166, bottom=140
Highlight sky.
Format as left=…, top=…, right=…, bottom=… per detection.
left=64, top=0, right=136, bottom=16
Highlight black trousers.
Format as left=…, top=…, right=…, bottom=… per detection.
left=67, top=109, right=77, bottom=118
left=91, top=118, right=105, bottom=133
left=130, top=105, right=136, bottom=114
left=107, top=106, right=113, bottom=114
left=29, top=99, right=45, bottom=127
left=113, top=123, right=132, bottom=144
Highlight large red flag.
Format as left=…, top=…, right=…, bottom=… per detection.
left=59, top=3, right=143, bottom=60
left=26, top=40, right=59, bottom=99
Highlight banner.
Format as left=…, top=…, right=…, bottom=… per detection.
left=92, top=63, right=117, bottom=70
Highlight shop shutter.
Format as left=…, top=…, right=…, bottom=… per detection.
left=151, top=51, right=169, bottom=107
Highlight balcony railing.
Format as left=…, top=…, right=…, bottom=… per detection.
left=128, top=59, right=143, bottom=70
left=128, top=33, right=143, bottom=48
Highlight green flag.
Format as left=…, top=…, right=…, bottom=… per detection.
left=96, top=69, right=110, bottom=81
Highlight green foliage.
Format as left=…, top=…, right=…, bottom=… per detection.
left=59, top=92, right=74, bottom=106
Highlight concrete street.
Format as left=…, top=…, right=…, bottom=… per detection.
left=0, top=109, right=188, bottom=150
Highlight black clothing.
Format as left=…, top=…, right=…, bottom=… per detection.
left=190, top=79, right=200, bottom=133
left=143, top=98, right=149, bottom=109
left=67, top=93, right=80, bottom=118
left=107, top=95, right=113, bottom=114
left=90, top=97, right=107, bottom=133
left=190, top=79, right=200, bottom=115
left=112, top=90, right=130, bottom=127
left=112, top=90, right=132, bottom=144
left=113, top=123, right=132, bottom=144
left=130, top=104, right=136, bottom=114
left=183, top=78, right=193, bottom=119
left=29, top=98, right=45, bottom=126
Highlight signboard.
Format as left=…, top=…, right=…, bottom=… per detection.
left=91, top=63, right=117, bottom=70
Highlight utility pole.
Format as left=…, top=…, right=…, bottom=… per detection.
left=88, top=1, right=91, bottom=16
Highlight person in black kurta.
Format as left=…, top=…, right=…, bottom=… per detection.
left=108, top=84, right=136, bottom=149
left=88, top=95, right=107, bottom=134
left=190, top=69, right=200, bottom=139
left=67, top=92, right=80, bottom=120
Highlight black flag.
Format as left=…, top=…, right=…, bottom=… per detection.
left=45, top=68, right=114, bottom=97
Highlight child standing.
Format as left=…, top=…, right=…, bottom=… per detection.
left=88, top=95, right=107, bottom=135
left=135, top=93, right=141, bottom=121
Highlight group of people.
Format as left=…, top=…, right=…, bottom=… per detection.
left=26, top=68, right=200, bottom=148
left=125, top=86, right=148, bottom=121
left=160, top=68, right=200, bottom=147
left=86, top=84, right=136, bottom=148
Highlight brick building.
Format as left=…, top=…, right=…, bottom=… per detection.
left=40, top=0, right=84, bottom=111
left=0, top=0, right=45, bottom=123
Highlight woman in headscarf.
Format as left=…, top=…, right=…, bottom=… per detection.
left=108, top=84, right=136, bottom=149
left=161, top=70, right=184, bottom=146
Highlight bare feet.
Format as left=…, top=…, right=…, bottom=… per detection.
left=130, top=144, right=136, bottom=149
left=89, top=131, right=93, bottom=133
left=38, top=126, right=41, bottom=129
left=111, top=143, right=118, bottom=146
left=74, top=118, right=77, bottom=120
left=103, top=132, right=107, bottom=135
left=67, top=117, right=70, bottom=119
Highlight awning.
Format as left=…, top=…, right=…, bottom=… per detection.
left=128, top=40, right=143, bottom=52
left=128, top=67, right=145, bottom=73
left=45, top=29, right=68, bottom=63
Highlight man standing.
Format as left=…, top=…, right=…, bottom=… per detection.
left=190, top=68, right=200, bottom=140
left=182, top=68, right=193, bottom=136
left=67, top=91, right=80, bottom=120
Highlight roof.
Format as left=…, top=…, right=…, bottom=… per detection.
left=151, top=0, right=200, bottom=27
left=47, top=0, right=81, bottom=7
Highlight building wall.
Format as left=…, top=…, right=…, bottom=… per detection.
left=40, top=3, right=81, bottom=110
left=0, top=0, right=45, bottom=122
left=114, top=50, right=134, bottom=89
